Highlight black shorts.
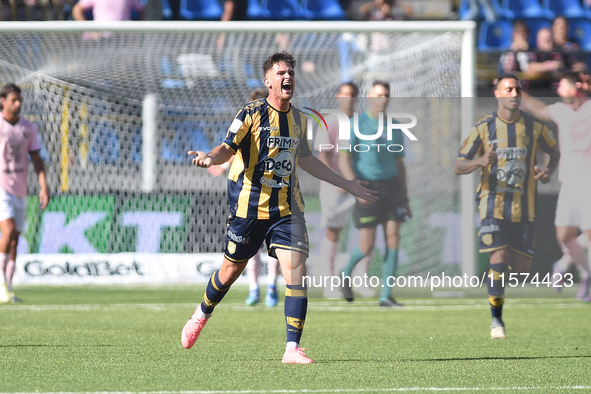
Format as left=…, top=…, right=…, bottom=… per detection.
left=478, top=217, right=535, bottom=259
left=353, top=177, right=408, bottom=229
left=223, top=214, right=309, bottom=263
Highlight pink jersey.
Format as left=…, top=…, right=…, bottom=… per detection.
left=78, top=0, right=143, bottom=21
left=547, top=100, right=591, bottom=184
left=313, top=114, right=342, bottom=174
left=0, top=114, right=41, bottom=197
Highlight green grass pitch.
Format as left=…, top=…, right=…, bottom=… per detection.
left=0, top=285, right=590, bottom=393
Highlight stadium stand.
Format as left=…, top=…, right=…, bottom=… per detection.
left=543, top=0, right=586, bottom=17
left=302, top=0, right=346, bottom=19
left=478, top=19, right=514, bottom=51
left=503, top=0, right=554, bottom=19
left=179, top=0, right=223, bottom=20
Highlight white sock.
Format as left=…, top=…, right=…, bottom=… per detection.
left=286, top=341, right=299, bottom=350
left=561, top=238, right=587, bottom=269
left=267, top=257, right=279, bottom=287
left=0, top=253, right=8, bottom=281
left=554, top=253, right=573, bottom=273
left=6, top=259, right=15, bottom=292
left=246, top=253, right=261, bottom=292
left=196, top=305, right=212, bottom=319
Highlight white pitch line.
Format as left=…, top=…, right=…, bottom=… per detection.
left=0, top=301, right=585, bottom=313
left=4, top=386, right=591, bottom=394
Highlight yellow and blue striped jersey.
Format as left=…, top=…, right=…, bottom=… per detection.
left=223, top=98, right=312, bottom=220
left=458, top=110, right=558, bottom=222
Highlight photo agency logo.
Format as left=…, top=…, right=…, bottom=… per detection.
left=302, top=107, right=418, bottom=153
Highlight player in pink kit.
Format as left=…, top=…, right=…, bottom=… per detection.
left=0, top=84, right=50, bottom=303
left=72, top=0, right=144, bottom=21
left=521, top=72, right=591, bottom=300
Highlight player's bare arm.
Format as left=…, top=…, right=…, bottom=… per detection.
left=397, top=158, right=412, bottom=219
left=534, top=149, right=560, bottom=184
left=298, top=155, right=378, bottom=202
left=188, top=144, right=235, bottom=169
left=337, top=151, right=357, bottom=181
left=454, top=145, right=496, bottom=175
left=30, top=151, right=50, bottom=210
left=521, top=92, right=551, bottom=122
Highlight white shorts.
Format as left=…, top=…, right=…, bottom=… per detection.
left=0, top=190, right=26, bottom=232
left=555, top=181, right=591, bottom=230
left=319, top=182, right=356, bottom=229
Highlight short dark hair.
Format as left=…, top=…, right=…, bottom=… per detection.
left=561, top=71, right=582, bottom=87
left=373, top=80, right=390, bottom=93
left=513, top=19, right=529, bottom=35
left=495, top=74, right=520, bottom=88
left=262, top=52, right=296, bottom=75
left=339, top=82, right=359, bottom=97
left=0, top=83, right=21, bottom=100
left=0, top=83, right=21, bottom=111
left=249, top=88, right=268, bottom=101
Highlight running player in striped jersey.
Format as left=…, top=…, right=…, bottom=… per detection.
left=181, top=52, right=377, bottom=363
left=455, top=74, right=560, bottom=339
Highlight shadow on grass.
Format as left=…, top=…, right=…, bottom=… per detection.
left=0, top=344, right=125, bottom=347
left=312, top=355, right=591, bottom=363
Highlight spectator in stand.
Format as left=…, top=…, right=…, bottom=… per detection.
left=552, top=16, right=579, bottom=52
left=499, top=21, right=531, bottom=75
left=360, top=0, right=413, bottom=21
left=72, top=0, right=144, bottom=21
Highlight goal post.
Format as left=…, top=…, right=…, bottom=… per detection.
left=0, top=20, right=477, bottom=283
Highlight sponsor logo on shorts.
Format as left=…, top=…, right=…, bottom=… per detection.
left=227, top=229, right=250, bottom=244
left=480, top=224, right=501, bottom=234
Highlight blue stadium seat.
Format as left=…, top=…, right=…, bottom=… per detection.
left=261, top=0, right=309, bottom=20
left=568, top=18, right=591, bottom=50
left=247, top=0, right=270, bottom=19
left=543, top=0, right=585, bottom=17
left=302, top=0, right=346, bottom=20
left=89, top=123, right=120, bottom=165
left=478, top=19, right=514, bottom=51
left=503, top=0, right=554, bottom=19
left=161, top=122, right=212, bottom=164
left=459, top=0, right=509, bottom=20
left=526, top=17, right=552, bottom=48
left=162, top=0, right=173, bottom=19
left=180, top=0, right=223, bottom=20
left=583, top=0, right=591, bottom=18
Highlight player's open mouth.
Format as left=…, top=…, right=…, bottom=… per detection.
left=282, top=82, right=292, bottom=94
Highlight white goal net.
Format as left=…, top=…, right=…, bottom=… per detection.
left=0, top=21, right=475, bottom=281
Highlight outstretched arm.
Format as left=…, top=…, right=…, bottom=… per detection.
left=188, top=143, right=235, bottom=168
left=521, top=92, right=551, bottom=122
left=299, top=155, right=377, bottom=202
left=30, top=152, right=50, bottom=209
